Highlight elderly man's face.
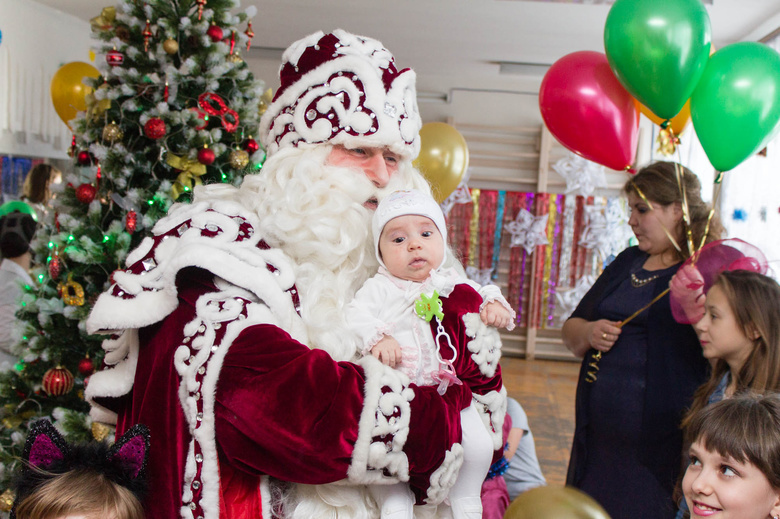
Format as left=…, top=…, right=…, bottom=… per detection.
left=327, top=145, right=401, bottom=189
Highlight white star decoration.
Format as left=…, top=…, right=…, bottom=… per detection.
left=555, top=274, right=597, bottom=324
left=579, top=198, right=632, bottom=261
left=506, top=209, right=549, bottom=254
left=440, top=170, right=473, bottom=217
left=553, top=153, right=608, bottom=197
left=466, top=266, right=494, bottom=286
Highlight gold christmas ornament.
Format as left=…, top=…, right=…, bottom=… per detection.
left=102, top=121, right=123, bottom=142
left=227, top=52, right=243, bottom=64
left=228, top=149, right=249, bottom=169
left=163, top=38, right=179, bottom=55
left=0, top=489, right=14, bottom=512
left=258, top=88, right=273, bottom=116
left=58, top=275, right=85, bottom=306
left=91, top=421, right=113, bottom=441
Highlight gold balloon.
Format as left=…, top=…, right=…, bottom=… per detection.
left=413, top=122, right=469, bottom=203
left=163, top=38, right=179, bottom=55
left=505, top=486, right=611, bottom=519
left=50, top=62, right=100, bottom=129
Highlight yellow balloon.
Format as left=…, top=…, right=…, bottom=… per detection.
left=413, top=122, right=469, bottom=203
left=636, top=98, right=691, bottom=136
left=505, top=486, right=611, bottom=519
left=50, top=61, right=100, bottom=129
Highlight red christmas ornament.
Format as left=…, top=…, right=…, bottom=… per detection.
left=196, top=0, right=207, bottom=20
left=48, top=253, right=62, bottom=280
left=75, top=183, right=97, bottom=204
left=197, top=146, right=216, bottom=165
left=42, top=366, right=75, bottom=397
left=206, top=24, right=224, bottom=42
left=144, top=118, right=166, bottom=139
left=106, top=48, right=124, bottom=66
left=77, top=150, right=92, bottom=166
left=243, top=138, right=259, bottom=154
left=142, top=19, right=153, bottom=52
left=78, top=357, right=95, bottom=376
left=126, top=210, right=137, bottom=233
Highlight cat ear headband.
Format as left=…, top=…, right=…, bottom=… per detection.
left=11, top=420, right=150, bottom=518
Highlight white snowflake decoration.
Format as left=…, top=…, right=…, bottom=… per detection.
left=579, top=198, right=632, bottom=261
left=466, top=266, right=494, bottom=286
left=553, top=152, right=608, bottom=197
left=555, top=274, right=597, bottom=324
left=440, top=170, right=473, bottom=217
left=506, top=209, right=549, bottom=254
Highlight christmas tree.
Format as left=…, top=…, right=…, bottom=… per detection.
left=0, top=0, right=265, bottom=502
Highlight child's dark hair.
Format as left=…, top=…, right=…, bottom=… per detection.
left=684, top=392, right=780, bottom=489
left=0, top=212, right=37, bottom=258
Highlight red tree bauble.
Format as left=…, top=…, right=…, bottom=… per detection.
left=106, top=49, right=125, bottom=66
left=78, top=357, right=95, bottom=376
left=77, top=150, right=92, bottom=166
left=49, top=255, right=62, bottom=280
left=144, top=118, right=166, bottom=139
left=206, top=25, right=224, bottom=42
left=197, top=147, right=216, bottom=165
left=126, top=210, right=137, bottom=233
left=42, top=366, right=75, bottom=396
left=243, top=138, right=259, bottom=154
left=75, top=183, right=97, bottom=204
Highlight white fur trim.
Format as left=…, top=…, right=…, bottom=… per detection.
left=85, top=329, right=139, bottom=425
left=176, top=282, right=279, bottom=519
left=472, top=387, right=507, bottom=450
left=424, top=443, right=464, bottom=506
left=462, top=313, right=502, bottom=378
left=348, top=356, right=414, bottom=485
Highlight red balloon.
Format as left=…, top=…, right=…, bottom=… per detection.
left=540, top=51, right=639, bottom=171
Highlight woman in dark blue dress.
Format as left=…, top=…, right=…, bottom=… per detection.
left=562, top=162, right=722, bottom=518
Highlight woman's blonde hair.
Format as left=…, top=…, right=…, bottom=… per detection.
left=14, top=468, right=144, bottom=519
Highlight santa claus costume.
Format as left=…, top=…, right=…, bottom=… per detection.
left=86, top=30, right=489, bottom=519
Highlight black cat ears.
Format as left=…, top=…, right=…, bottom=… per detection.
left=12, top=420, right=150, bottom=517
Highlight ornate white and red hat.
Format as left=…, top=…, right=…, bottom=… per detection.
left=259, top=29, right=422, bottom=159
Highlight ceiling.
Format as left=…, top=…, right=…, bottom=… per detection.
left=31, top=0, right=780, bottom=108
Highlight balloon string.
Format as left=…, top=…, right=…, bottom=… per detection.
left=673, top=162, right=695, bottom=257
left=698, top=171, right=723, bottom=253
left=586, top=287, right=671, bottom=383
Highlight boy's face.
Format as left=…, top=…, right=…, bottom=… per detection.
left=379, top=214, right=444, bottom=283
left=683, top=440, right=780, bottom=519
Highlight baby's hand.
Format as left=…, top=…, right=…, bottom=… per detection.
left=371, top=336, right=402, bottom=368
left=480, top=301, right=515, bottom=330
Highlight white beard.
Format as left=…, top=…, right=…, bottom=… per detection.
left=239, top=145, right=432, bottom=362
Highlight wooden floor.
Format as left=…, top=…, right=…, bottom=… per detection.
left=500, top=356, right=580, bottom=486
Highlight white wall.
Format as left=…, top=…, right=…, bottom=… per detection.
left=0, top=0, right=92, bottom=158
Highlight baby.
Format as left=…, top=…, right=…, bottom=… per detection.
left=347, top=189, right=515, bottom=519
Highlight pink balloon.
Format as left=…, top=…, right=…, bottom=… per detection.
left=540, top=51, right=639, bottom=171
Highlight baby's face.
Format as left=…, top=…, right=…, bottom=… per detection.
left=379, top=215, right=444, bottom=282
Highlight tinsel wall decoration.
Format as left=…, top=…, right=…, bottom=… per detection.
left=445, top=188, right=630, bottom=330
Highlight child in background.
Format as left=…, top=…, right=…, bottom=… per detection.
left=346, top=189, right=514, bottom=519
left=503, top=396, right=546, bottom=500
left=12, top=420, right=149, bottom=519
left=681, top=392, right=780, bottom=519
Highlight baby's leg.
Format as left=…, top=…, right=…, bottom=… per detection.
left=449, top=403, right=493, bottom=519
left=369, top=482, right=414, bottom=519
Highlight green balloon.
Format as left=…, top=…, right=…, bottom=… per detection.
left=0, top=201, right=38, bottom=221
left=604, top=0, right=711, bottom=120
left=691, top=42, right=780, bottom=172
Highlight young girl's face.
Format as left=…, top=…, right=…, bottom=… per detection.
left=683, top=440, right=780, bottom=519
left=379, top=214, right=444, bottom=282
left=694, top=284, right=754, bottom=372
